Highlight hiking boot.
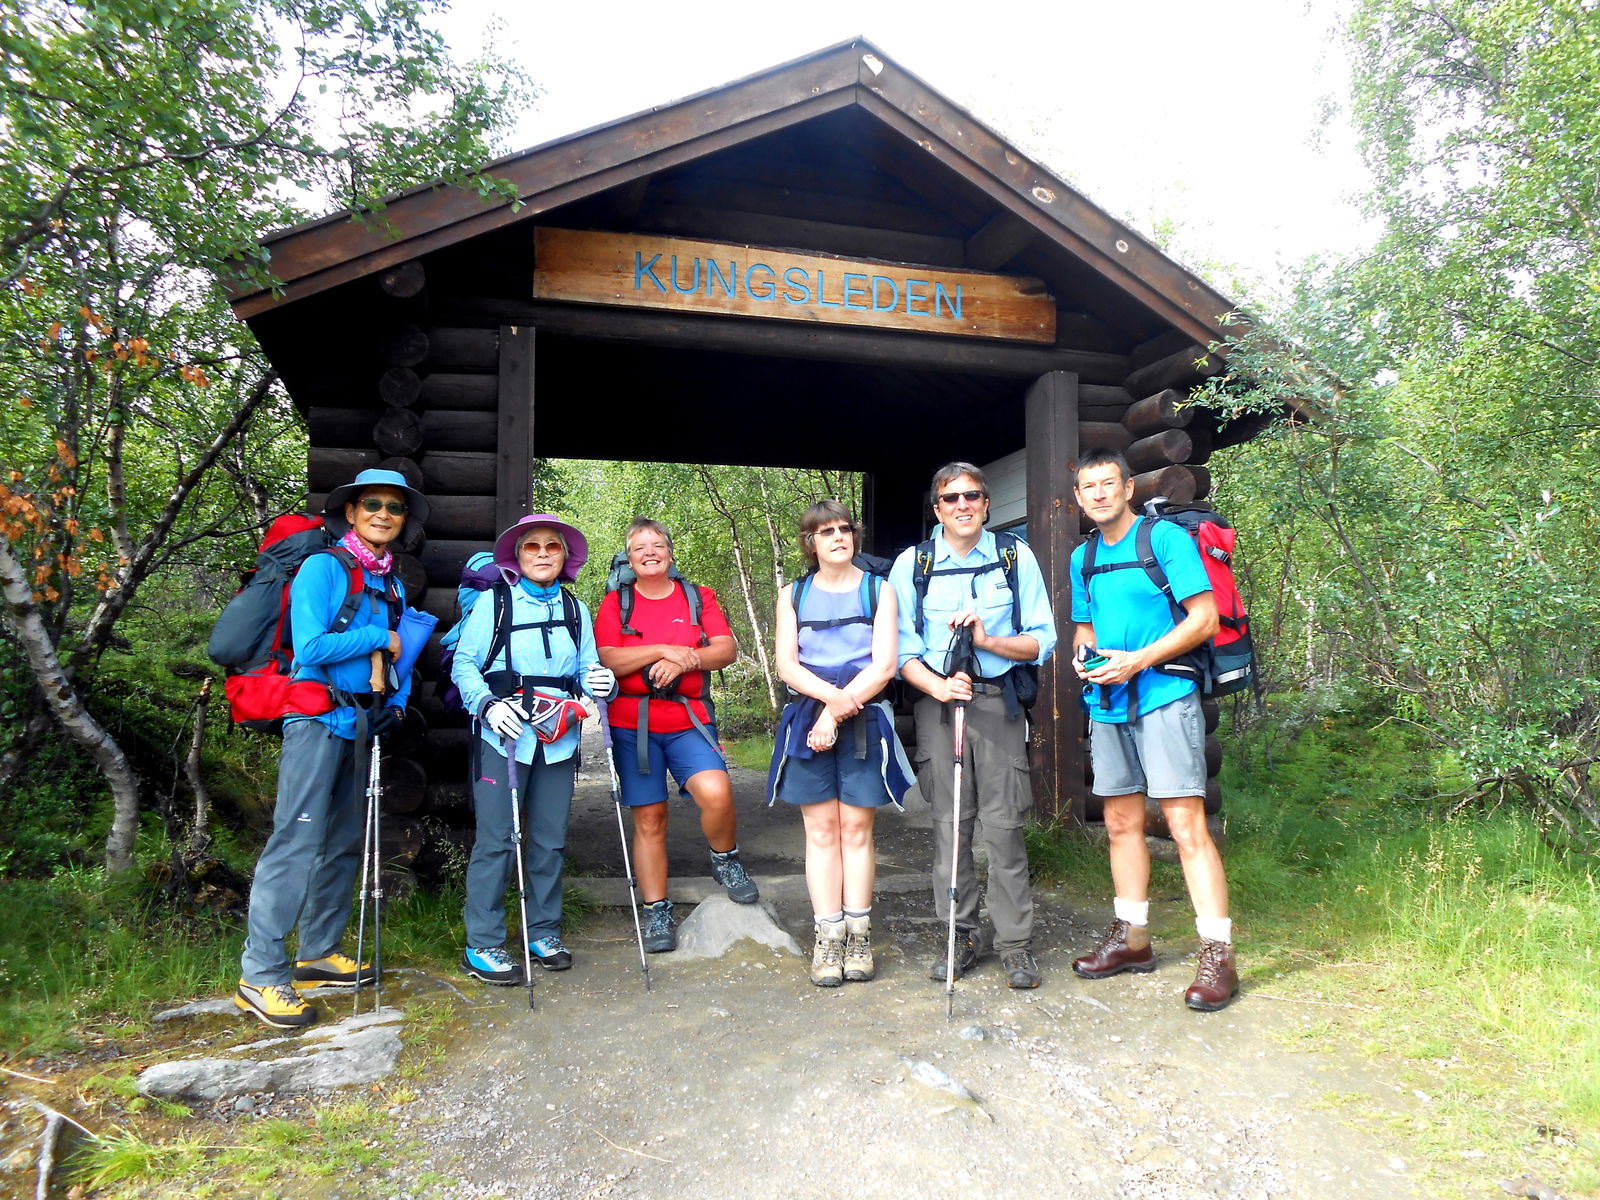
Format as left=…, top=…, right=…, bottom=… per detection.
left=235, top=979, right=317, bottom=1029
left=529, top=935, right=573, bottom=971
left=1184, top=938, right=1240, bottom=1012
left=842, top=915, right=875, bottom=982
left=1072, top=919, right=1156, bottom=979
left=291, top=952, right=377, bottom=991
left=927, top=928, right=982, bottom=983
left=461, top=946, right=526, bottom=986
left=809, top=921, right=847, bottom=987
left=642, top=900, right=676, bottom=953
left=710, top=848, right=759, bottom=903
left=1002, top=948, right=1042, bottom=989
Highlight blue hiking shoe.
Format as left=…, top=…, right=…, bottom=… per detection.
left=642, top=900, right=676, bottom=953
left=529, top=935, right=573, bottom=971
left=461, top=946, right=526, bottom=986
left=709, top=847, right=759, bottom=904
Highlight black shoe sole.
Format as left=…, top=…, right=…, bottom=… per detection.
left=531, top=956, right=572, bottom=971
left=1072, top=959, right=1157, bottom=980
left=1007, top=976, right=1042, bottom=989
left=291, top=976, right=375, bottom=991
left=1185, top=987, right=1240, bottom=1012
left=460, top=952, right=528, bottom=987
left=643, top=942, right=676, bottom=954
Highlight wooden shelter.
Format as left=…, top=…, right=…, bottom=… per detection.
left=229, top=38, right=1260, bottom=829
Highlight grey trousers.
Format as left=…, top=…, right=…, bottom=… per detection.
left=463, top=742, right=577, bottom=948
left=241, top=720, right=366, bottom=986
left=915, top=691, right=1035, bottom=952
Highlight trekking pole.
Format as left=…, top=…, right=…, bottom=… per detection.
left=943, top=623, right=974, bottom=1020
left=354, top=650, right=387, bottom=1015
left=598, top=699, right=651, bottom=992
left=503, top=734, right=537, bottom=1011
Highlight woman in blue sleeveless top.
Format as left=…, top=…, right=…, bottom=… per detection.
left=769, top=500, right=913, bottom=986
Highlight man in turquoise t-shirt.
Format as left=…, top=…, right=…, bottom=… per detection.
left=1067, top=448, right=1239, bottom=1012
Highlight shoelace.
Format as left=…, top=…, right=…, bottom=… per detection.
left=475, top=946, right=516, bottom=969
left=1193, top=940, right=1228, bottom=985
left=532, top=937, right=566, bottom=955
left=258, top=984, right=303, bottom=1009
left=1095, top=919, right=1132, bottom=955
left=1002, top=951, right=1035, bottom=973
left=818, top=935, right=845, bottom=966
left=846, top=930, right=872, bottom=957
left=715, top=856, right=751, bottom=887
left=646, top=908, right=673, bottom=935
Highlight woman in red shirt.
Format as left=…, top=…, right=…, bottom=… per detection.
left=594, top=518, right=758, bottom=952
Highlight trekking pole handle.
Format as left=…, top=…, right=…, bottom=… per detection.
left=370, top=650, right=386, bottom=695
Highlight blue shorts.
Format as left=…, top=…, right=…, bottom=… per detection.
left=611, top=726, right=727, bottom=807
left=1089, top=691, right=1206, bottom=799
left=775, top=740, right=895, bottom=809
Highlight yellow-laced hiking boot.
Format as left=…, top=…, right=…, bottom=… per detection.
left=235, top=979, right=317, bottom=1029
left=291, top=952, right=377, bottom=991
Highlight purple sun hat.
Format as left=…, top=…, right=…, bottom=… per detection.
left=493, top=514, right=589, bottom=584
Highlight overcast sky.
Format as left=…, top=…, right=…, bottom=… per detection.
left=438, top=0, right=1372, bottom=298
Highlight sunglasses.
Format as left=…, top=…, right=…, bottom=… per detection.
left=357, top=498, right=408, bottom=516
left=937, top=490, right=987, bottom=505
left=810, top=523, right=855, bottom=539
left=520, top=539, right=565, bottom=554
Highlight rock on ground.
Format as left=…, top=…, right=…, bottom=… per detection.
left=673, top=896, right=802, bottom=958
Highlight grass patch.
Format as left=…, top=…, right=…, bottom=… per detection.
left=723, top=734, right=775, bottom=772
left=1029, top=714, right=1600, bottom=1196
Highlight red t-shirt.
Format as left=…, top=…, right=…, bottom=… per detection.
left=593, top=582, right=733, bottom=731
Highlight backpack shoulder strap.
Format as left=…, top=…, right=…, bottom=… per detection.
left=560, top=588, right=581, bottom=644
left=681, top=580, right=710, bottom=647
left=911, top=539, right=936, bottom=634
left=1136, top=517, right=1184, bottom=622
left=791, top=572, right=813, bottom=619
left=321, top=546, right=373, bottom=635
left=618, top=581, right=639, bottom=637
left=484, top=581, right=514, bottom=669
left=995, top=532, right=1023, bottom=631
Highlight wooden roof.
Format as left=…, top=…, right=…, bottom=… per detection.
left=229, top=38, right=1244, bottom=352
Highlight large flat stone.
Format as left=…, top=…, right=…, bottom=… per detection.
left=674, top=896, right=803, bottom=958
left=137, top=1009, right=405, bottom=1101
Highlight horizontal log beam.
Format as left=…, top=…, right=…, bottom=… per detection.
left=1122, top=389, right=1193, bottom=438
left=1125, top=429, right=1193, bottom=475
left=1130, top=465, right=1195, bottom=509
left=1077, top=421, right=1132, bottom=453
left=433, top=300, right=1130, bottom=384
left=1123, top=343, right=1223, bottom=401
left=420, top=373, right=497, bottom=412
left=308, top=407, right=499, bottom=453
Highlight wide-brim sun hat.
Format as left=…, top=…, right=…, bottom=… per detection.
left=323, top=468, right=430, bottom=537
left=494, top=513, right=589, bottom=584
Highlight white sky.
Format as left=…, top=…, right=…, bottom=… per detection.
left=438, top=0, right=1373, bottom=301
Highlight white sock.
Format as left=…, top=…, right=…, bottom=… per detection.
left=1113, top=897, right=1149, bottom=927
left=815, top=911, right=844, bottom=926
left=843, top=907, right=870, bottom=920
left=1196, top=916, right=1232, bottom=944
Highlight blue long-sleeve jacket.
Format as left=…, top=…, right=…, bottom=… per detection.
left=287, top=551, right=410, bottom=739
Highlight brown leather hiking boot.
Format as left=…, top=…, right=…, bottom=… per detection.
left=1072, top=918, right=1156, bottom=979
left=1184, top=938, right=1240, bottom=1011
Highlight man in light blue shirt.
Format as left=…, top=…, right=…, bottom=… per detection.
left=889, top=461, right=1057, bottom=988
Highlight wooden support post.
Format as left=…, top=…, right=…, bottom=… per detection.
left=1024, top=369, right=1084, bottom=823
left=496, top=326, right=535, bottom=534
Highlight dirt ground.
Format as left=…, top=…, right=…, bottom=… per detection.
left=382, top=755, right=1474, bottom=1200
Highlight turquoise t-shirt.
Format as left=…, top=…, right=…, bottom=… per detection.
left=1069, top=516, right=1211, bottom=723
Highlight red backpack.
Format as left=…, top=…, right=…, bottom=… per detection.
left=207, top=514, right=390, bottom=733
left=1080, top=500, right=1256, bottom=700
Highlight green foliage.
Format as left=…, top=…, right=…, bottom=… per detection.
left=1195, top=0, right=1600, bottom=847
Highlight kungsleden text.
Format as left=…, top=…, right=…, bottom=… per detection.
left=633, top=252, right=964, bottom=319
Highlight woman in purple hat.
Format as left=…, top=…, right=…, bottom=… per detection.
left=451, top=515, right=615, bottom=983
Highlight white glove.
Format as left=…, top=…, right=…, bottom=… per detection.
left=585, top=663, right=617, bottom=700
left=481, top=698, right=527, bottom=741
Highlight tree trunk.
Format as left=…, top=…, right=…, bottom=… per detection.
left=0, top=533, right=142, bottom=872
left=697, top=467, right=778, bottom=712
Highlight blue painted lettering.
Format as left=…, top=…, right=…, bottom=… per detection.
left=905, top=279, right=931, bottom=315
left=871, top=275, right=899, bottom=312
left=934, top=282, right=963, bottom=319
left=816, top=270, right=841, bottom=308
left=746, top=263, right=776, bottom=300
left=842, top=273, right=869, bottom=309
left=634, top=252, right=665, bottom=293
left=705, top=259, right=736, bottom=299
left=670, top=255, right=700, bottom=295
left=782, top=267, right=811, bottom=304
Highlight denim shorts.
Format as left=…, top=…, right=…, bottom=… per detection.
left=611, top=726, right=726, bottom=806
left=1089, top=691, right=1206, bottom=799
left=775, top=737, right=895, bottom=809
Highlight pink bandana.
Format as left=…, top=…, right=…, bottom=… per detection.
left=340, top=529, right=393, bottom=575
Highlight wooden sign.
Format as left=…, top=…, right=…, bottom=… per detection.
left=533, top=228, right=1056, bottom=343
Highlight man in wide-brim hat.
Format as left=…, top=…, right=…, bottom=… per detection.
left=236, top=468, right=426, bottom=1029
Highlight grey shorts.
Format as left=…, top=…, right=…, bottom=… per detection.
left=1089, top=691, right=1206, bottom=799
